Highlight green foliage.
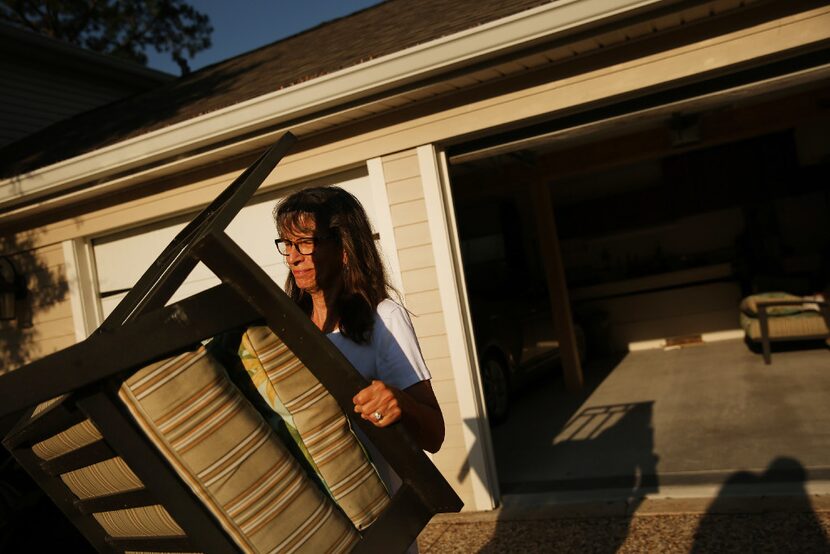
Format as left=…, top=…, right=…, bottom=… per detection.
left=0, top=0, right=213, bottom=74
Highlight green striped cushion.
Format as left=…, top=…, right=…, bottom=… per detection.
left=239, top=326, right=390, bottom=531
left=740, top=292, right=805, bottom=316
left=119, top=346, right=359, bottom=553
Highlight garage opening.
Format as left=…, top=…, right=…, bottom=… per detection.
left=444, top=78, right=830, bottom=496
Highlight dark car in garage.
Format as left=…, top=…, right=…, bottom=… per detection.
left=455, top=196, right=589, bottom=424
left=469, top=291, right=585, bottom=424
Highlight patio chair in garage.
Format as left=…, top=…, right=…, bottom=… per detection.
left=0, top=133, right=462, bottom=553
left=740, top=292, right=830, bottom=364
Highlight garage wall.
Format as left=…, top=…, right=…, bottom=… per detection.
left=0, top=242, right=73, bottom=374
left=379, top=148, right=493, bottom=510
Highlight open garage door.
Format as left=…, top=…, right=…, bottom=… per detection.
left=443, top=70, right=830, bottom=497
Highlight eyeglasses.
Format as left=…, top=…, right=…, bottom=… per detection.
left=274, top=236, right=327, bottom=256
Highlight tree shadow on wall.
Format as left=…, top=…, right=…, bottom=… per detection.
left=0, top=232, right=69, bottom=374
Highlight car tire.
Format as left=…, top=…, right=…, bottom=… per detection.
left=480, top=354, right=510, bottom=426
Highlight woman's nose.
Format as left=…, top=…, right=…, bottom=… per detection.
left=287, top=247, right=303, bottom=264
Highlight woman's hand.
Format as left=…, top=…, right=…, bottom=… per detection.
left=353, top=380, right=402, bottom=427
left=352, top=379, right=445, bottom=453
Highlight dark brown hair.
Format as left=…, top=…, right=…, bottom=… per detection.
left=274, top=186, right=391, bottom=343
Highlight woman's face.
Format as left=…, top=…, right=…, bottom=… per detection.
left=280, top=215, right=343, bottom=295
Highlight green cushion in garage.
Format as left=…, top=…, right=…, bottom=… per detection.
left=740, top=292, right=810, bottom=317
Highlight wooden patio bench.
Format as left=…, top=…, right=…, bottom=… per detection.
left=0, top=133, right=462, bottom=553
left=740, top=292, right=830, bottom=364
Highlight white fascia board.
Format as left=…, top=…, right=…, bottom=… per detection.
left=0, top=0, right=662, bottom=210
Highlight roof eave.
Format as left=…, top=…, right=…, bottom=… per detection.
left=0, top=0, right=666, bottom=213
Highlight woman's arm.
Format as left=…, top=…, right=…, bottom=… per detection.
left=353, top=379, right=445, bottom=453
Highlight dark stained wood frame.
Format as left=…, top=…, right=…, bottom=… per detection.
left=0, top=132, right=462, bottom=553
left=754, top=299, right=830, bottom=365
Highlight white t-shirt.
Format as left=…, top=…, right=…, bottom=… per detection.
left=327, top=298, right=431, bottom=389
left=327, top=298, right=431, bottom=542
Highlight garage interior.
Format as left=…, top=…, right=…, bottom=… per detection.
left=445, top=76, right=830, bottom=499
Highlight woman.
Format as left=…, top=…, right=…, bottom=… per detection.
left=273, top=186, right=445, bottom=461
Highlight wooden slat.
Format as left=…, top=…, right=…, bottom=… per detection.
left=74, top=488, right=156, bottom=515
left=3, top=399, right=85, bottom=449
left=104, top=535, right=194, bottom=553
left=40, top=440, right=115, bottom=476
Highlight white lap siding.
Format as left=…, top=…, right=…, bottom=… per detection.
left=381, top=149, right=485, bottom=510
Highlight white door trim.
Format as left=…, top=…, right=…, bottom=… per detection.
left=417, top=144, right=499, bottom=511
left=62, top=238, right=103, bottom=341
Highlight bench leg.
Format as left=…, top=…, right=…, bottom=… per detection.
left=758, top=307, right=771, bottom=365
left=820, top=305, right=830, bottom=350
left=761, top=337, right=771, bottom=364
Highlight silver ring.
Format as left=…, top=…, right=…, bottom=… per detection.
left=372, top=411, right=383, bottom=422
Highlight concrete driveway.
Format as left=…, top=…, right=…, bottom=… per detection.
left=490, top=339, right=830, bottom=500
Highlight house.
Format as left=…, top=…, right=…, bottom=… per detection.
left=0, top=22, right=173, bottom=148
left=1, top=0, right=829, bottom=512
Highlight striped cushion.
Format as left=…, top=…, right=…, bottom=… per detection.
left=239, top=326, right=390, bottom=531
left=119, top=346, right=359, bottom=553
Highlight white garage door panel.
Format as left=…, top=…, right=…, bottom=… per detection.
left=93, top=174, right=391, bottom=319
left=95, top=223, right=190, bottom=294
